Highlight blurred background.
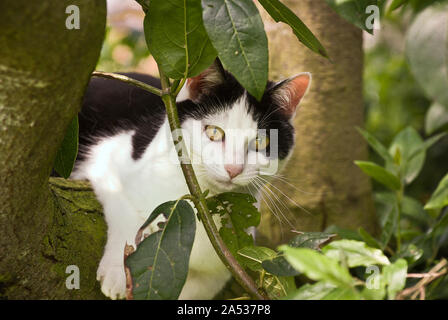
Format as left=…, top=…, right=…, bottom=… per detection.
left=102, top=0, right=448, bottom=220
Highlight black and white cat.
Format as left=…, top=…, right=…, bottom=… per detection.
left=72, top=60, right=311, bottom=299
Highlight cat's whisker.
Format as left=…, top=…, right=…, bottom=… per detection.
left=254, top=176, right=295, bottom=228
left=257, top=176, right=313, bottom=217
left=251, top=178, right=287, bottom=233
left=263, top=174, right=324, bottom=196
left=255, top=177, right=296, bottom=227
left=247, top=181, right=285, bottom=233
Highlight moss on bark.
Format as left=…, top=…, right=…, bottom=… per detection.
left=0, top=0, right=107, bottom=299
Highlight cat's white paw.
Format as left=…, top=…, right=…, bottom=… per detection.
left=97, top=258, right=126, bottom=300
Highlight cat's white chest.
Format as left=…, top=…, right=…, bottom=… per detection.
left=72, top=118, right=230, bottom=299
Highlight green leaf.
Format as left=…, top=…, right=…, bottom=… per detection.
left=325, top=0, right=379, bottom=34
left=288, top=281, right=361, bottom=300
left=258, top=0, right=328, bottom=58
left=389, top=127, right=425, bottom=184
left=431, top=211, right=448, bottom=246
left=262, top=274, right=296, bottom=299
left=406, top=4, right=448, bottom=107
left=144, top=0, right=217, bottom=79
left=425, top=173, right=448, bottom=210
left=285, top=282, right=336, bottom=300
left=402, top=196, right=432, bottom=227
left=322, top=287, right=361, bottom=300
left=288, top=232, right=336, bottom=250
left=261, top=255, right=300, bottom=277
left=126, top=200, right=196, bottom=300
left=375, top=191, right=396, bottom=218
left=408, top=132, right=447, bottom=163
left=380, top=201, right=399, bottom=249
left=202, top=0, right=268, bottom=100
left=357, top=127, right=394, bottom=163
left=207, top=192, right=260, bottom=261
left=388, top=0, right=408, bottom=12
left=237, top=246, right=276, bottom=272
left=358, top=227, right=382, bottom=249
left=382, top=258, right=407, bottom=299
left=54, top=116, right=78, bottom=179
left=325, top=225, right=363, bottom=241
left=355, top=161, right=401, bottom=190
left=322, top=240, right=390, bottom=268
left=262, top=232, right=334, bottom=277
left=280, top=246, right=354, bottom=287
left=425, top=102, right=448, bottom=135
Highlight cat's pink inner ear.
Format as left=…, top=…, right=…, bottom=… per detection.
left=186, top=62, right=224, bottom=100
left=187, top=75, right=204, bottom=100
left=282, top=73, right=311, bottom=116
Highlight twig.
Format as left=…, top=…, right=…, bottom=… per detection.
left=396, top=259, right=447, bottom=300
left=229, top=296, right=251, bottom=300
left=407, top=272, right=446, bottom=278
left=92, top=71, right=163, bottom=96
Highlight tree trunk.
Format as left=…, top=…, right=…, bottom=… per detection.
left=0, top=0, right=107, bottom=299
left=257, top=0, right=377, bottom=247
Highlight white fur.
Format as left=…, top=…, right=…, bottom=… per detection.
left=71, top=92, right=273, bottom=300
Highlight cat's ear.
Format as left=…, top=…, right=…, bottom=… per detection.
left=183, top=59, right=226, bottom=101
left=270, top=73, right=311, bottom=117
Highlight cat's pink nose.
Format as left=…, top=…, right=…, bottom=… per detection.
left=225, top=164, right=243, bottom=179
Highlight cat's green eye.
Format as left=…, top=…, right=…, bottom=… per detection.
left=250, top=135, right=270, bottom=152
left=205, top=125, right=225, bottom=141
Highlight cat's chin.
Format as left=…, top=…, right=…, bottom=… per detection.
left=200, top=177, right=245, bottom=194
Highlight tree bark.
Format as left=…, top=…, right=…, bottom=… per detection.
left=257, top=0, right=377, bottom=247
left=0, top=0, right=107, bottom=299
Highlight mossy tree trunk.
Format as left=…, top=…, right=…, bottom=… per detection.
left=0, top=0, right=107, bottom=299
left=257, top=0, right=377, bottom=246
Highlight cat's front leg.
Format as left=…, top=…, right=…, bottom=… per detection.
left=96, top=197, right=143, bottom=300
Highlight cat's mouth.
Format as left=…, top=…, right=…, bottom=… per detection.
left=202, top=176, right=241, bottom=193
left=214, top=179, right=238, bottom=191
left=211, top=177, right=255, bottom=194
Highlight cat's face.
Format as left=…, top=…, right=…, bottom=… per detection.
left=177, top=61, right=311, bottom=194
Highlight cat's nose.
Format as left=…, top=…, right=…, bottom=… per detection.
left=224, top=164, right=244, bottom=179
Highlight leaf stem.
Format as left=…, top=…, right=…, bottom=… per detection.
left=395, top=183, right=404, bottom=252
left=173, top=77, right=187, bottom=96
left=158, top=70, right=268, bottom=300
left=92, top=71, right=163, bottom=96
